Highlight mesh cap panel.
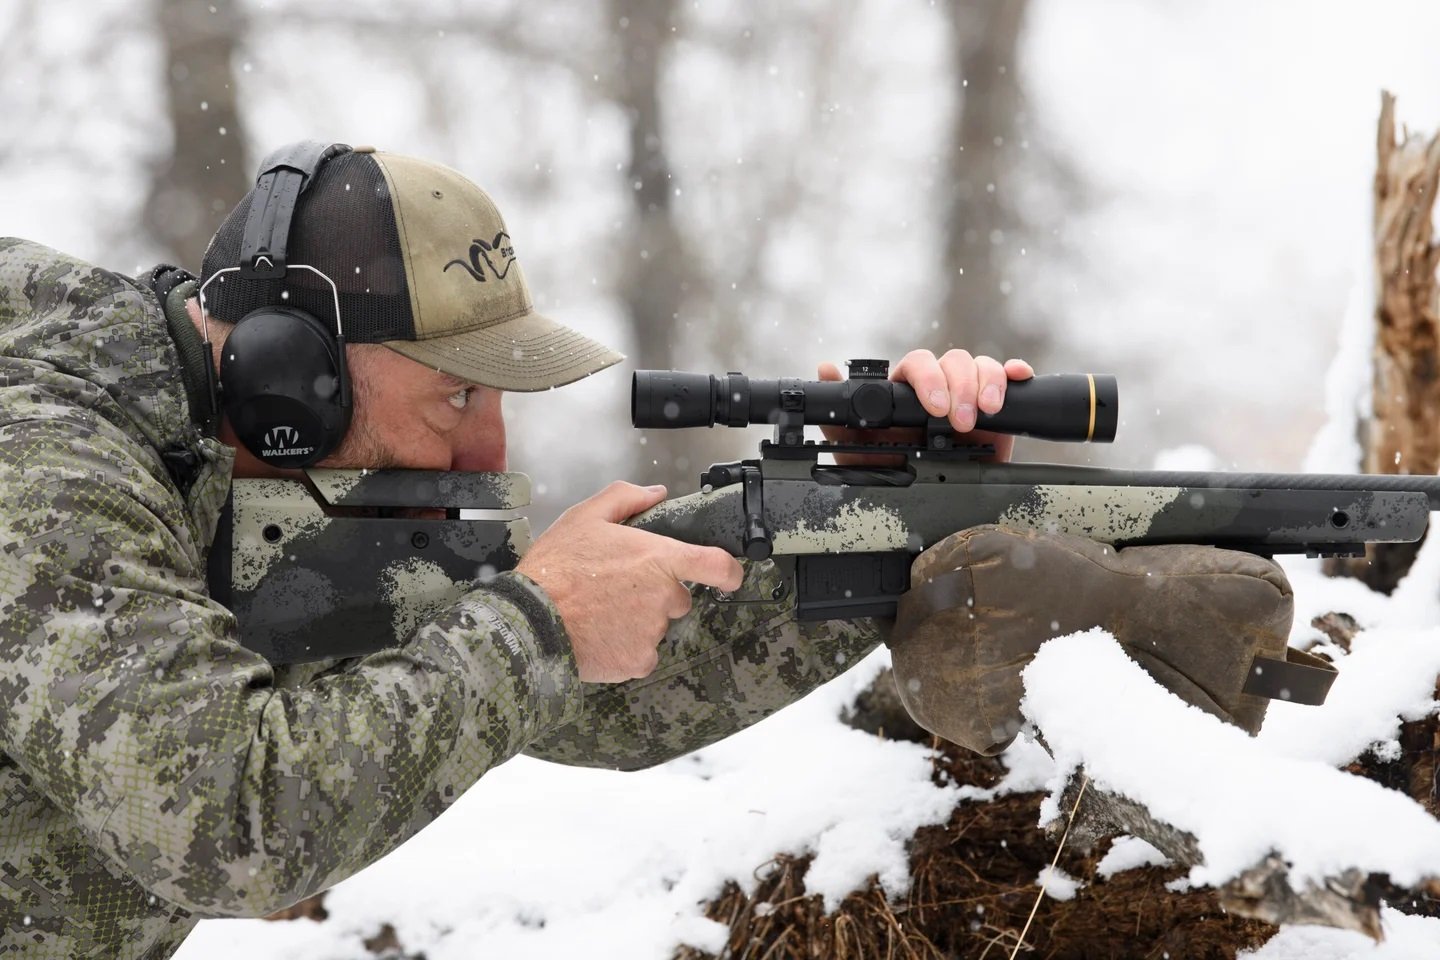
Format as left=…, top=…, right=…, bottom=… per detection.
left=200, top=151, right=416, bottom=343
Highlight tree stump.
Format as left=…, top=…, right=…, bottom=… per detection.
left=1325, top=91, right=1440, bottom=593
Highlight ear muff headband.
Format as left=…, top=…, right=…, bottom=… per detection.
left=239, top=141, right=354, bottom=280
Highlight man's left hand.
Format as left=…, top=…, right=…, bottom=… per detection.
left=817, top=348, right=1035, bottom=462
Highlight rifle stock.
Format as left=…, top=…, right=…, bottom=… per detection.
left=628, top=460, right=1440, bottom=620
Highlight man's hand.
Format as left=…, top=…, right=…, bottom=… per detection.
left=516, top=481, right=744, bottom=683
left=818, top=348, right=1034, bottom=462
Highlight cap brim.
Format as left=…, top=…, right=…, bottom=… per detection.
left=383, top=309, right=624, bottom=392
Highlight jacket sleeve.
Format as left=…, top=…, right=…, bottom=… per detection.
left=0, top=414, right=583, bottom=918
left=524, top=557, right=887, bottom=770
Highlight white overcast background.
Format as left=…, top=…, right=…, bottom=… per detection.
left=7, top=1, right=1440, bottom=957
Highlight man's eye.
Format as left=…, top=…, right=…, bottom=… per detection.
left=447, top=388, right=472, bottom=410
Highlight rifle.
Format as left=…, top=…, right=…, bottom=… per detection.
left=217, top=360, right=1440, bottom=683
left=627, top=360, right=1440, bottom=623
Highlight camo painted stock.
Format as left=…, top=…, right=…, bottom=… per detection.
left=222, top=470, right=533, bottom=662
left=306, top=465, right=532, bottom=509
left=220, top=470, right=889, bottom=767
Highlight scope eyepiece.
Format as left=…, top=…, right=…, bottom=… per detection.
left=631, top=371, right=717, bottom=428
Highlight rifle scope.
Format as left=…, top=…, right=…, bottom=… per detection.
left=633, top=360, right=1117, bottom=443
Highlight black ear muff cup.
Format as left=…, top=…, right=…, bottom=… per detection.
left=220, top=307, right=352, bottom=468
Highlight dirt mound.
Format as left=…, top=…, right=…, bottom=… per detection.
left=677, top=743, right=1274, bottom=960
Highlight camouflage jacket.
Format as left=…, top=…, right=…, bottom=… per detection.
left=0, top=238, right=886, bottom=958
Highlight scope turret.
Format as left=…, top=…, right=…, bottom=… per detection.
left=633, top=360, right=1117, bottom=443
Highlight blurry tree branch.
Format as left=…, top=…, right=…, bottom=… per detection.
left=608, top=3, right=857, bottom=485
left=270, top=7, right=599, bottom=91
left=608, top=0, right=723, bottom=489
left=0, top=2, right=44, bottom=165
left=696, top=8, right=848, bottom=368
left=610, top=0, right=688, bottom=373
left=939, top=0, right=1042, bottom=363
left=143, top=0, right=251, bottom=266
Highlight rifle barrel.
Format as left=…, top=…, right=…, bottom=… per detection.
left=974, top=463, right=1440, bottom=510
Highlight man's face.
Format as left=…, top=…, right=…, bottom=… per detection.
left=321, top=344, right=507, bottom=473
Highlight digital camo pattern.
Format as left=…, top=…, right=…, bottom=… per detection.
left=0, top=239, right=893, bottom=958
left=306, top=466, right=532, bottom=509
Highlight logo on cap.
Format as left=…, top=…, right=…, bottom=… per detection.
left=261, top=425, right=316, bottom=459
left=443, top=232, right=516, bottom=282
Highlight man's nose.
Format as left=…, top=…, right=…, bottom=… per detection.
left=451, top=398, right=507, bottom=473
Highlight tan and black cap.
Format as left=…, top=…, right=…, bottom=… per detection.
left=200, top=145, right=623, bottom=391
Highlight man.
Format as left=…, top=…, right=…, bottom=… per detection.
left=0, top=142, right=1038, bottom=957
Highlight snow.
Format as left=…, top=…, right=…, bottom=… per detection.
left=1096, top=836, right=1170, bottom=879
left=1257, top=624, right=1440, bottom=766
left=1038, top=865, right=1082, bottom=902
left=176, top=651, right=966, bottom=960
left=1243, top=909, right=1440, bottom=960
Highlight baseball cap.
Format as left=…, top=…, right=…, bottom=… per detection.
left=200, top=145, right=624, bottom=391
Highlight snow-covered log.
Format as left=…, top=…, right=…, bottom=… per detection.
left=1022, top=628, right=1440, bottom=942
left=1053, top=777, right=1386, bottom=938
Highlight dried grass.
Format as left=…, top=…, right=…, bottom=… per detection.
left=676, top=742, right=1274, bottom=960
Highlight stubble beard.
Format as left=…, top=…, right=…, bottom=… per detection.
left=324, top=413, right=400, bottom=470
left=321, top=360, right=403, bottom=470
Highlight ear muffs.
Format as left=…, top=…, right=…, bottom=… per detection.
left=197, top=140, right=356, bottom=467
left=220, top=305, right=352, bottom=467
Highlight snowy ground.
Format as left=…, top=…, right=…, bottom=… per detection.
left=171, top=534, right=1440, bottom=959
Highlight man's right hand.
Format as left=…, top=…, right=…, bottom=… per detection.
left=516, top=481, right=744, bottom=683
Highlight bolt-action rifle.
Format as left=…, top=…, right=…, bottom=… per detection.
left=627, top=360, right=1440, bottom=627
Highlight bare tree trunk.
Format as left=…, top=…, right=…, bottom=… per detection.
left=1325, top=92, right=1440, bottom=593
left=143, top=0, right=250, bottom=267
left=610, top=0, right=715, bottom=492
left=938, top=0, right=1042, bottom=363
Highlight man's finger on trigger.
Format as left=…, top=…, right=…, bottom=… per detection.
left=676, top=544, right=744, bottom=593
